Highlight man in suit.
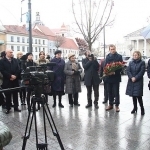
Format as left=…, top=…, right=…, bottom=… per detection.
left=82, top=50, right=101, bottom=109
left=105, top=44, right=123, bottom=112
left=0, top=49, right=21, bottom=114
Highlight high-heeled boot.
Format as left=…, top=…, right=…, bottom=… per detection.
left=131, top=97, right=137, bottom=114
left=138, top=97, right=145, bottom=115
left=52, top=95, right=56, bottom=108
left=58, top=95, right=64, bottom=108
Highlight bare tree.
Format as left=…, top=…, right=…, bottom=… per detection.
left=72, top=0, right=114, bottom=51
left=54, top=35, right=65, bottom=49
left=127, top=44, right=134, bottom=52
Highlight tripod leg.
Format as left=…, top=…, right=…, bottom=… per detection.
left=22, top=98, right=34, bottom=150
left=44, top=102, right=65, bottom=150
left=42, top=97, right=48, bottom=150
left=32, top=97, right=40, bottom=149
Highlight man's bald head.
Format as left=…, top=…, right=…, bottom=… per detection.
left=5, top=49, right=13, bottom=58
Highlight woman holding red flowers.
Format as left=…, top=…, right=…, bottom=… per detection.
left=126, top=51, right=145, bottom=115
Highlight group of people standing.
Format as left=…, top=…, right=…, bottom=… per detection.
left=0, top=44, right=149, bottom=116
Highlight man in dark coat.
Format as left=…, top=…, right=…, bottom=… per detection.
left=0, top=49, right=21, bottom=114
left=82, top=50, right=100, bottom=109
left=105, top=44, right=123, bottom=112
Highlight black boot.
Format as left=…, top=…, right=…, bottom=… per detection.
left=58, top=94, right=64, bottom=108
left=131, top=97, right=137, bottom=114
left=85, top=103, right=92, bottom=108
left=137, top=97, right=145, bottom=115
left=52, top=95, right=56, bottom=108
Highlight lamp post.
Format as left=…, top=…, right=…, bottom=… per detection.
left=28, top=0, right=32, bottom=53
left=103, top=25, right=106, bottom=59
left=21, top=0, right=32, bottom=53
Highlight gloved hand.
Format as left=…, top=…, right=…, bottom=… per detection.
left=74, top=70, right=80, bottom=75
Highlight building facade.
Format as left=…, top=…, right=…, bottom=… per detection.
left=0, top=25, right=48, bottom=60
left=124, top=27, right=150, bottom=56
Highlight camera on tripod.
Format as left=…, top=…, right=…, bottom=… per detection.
left=21, top=63, right=56, bottom=96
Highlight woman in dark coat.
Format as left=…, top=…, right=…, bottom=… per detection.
left=50, top=50, right=65, bottom=108
left=126, top=51, right=145, bottom=115
left=17, top=51, right=26, bottom=105
left=64, top=53, right=82, bottom=107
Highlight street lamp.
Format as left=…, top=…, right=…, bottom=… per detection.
left=21, top=0, right=32, bottom=53
left=103, top=25, right=106, bottom=59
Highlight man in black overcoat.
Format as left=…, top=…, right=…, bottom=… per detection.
left=105, top=44, right=123, bottom=112
left=0, top=49, right=21, bottom=114
left=82, top=50, right=101, bottom=109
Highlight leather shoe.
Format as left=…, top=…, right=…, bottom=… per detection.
left=102, top=101, right=107, bottom=104
left=70, top=104, right=73, bottom=107
left=106, top=105, right=113, bottom=111
left=5, top=109, right=10, bottom=114
left=59, top=103, right=64, bottom=108
left=95, top=104, right=99, bottom=109
left=85, top=103, right=92, bottom=108
left=115, top=106, right=120, bottom=112
left=14, top=108, right=21, bottom=112
left=74, top=103, right=80, bottom=106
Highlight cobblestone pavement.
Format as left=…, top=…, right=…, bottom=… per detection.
left=1, top=75, right=150, bottom=150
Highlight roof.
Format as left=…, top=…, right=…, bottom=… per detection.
left=60, top=38, right=78, bottom=50
left=3, top=25, right=47, bottom=39
left=124, top=27, right=145, bottom=37
left=35, top=25, right=55, bottom=36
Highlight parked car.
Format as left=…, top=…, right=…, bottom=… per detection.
left=122, top=56, right=149, bottom=75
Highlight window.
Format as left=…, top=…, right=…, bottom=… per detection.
left=22, top=46, right=25, bottom=52
left=27, top=47, right=29, bottom=52
left=53, top=49, right=55, bottom=53
left=17, top=37, right=20, bottom=42
left=39, top=39, right=41, bottom=44
left=11, top=45, right=14, bottom=51
left=17, top=46, right=20, bottom=51
left=11, top=36, right=14, bottom=42
left=39, top=47, right=40, bottom=52
left=43, top=40, right=45, bottom=45
left=43, top=48, right=45, bottom=52
left=27, top=38, right=29, bottom=43
left=35, top=47, right=37, bottom=52
left=35, top=39, right=37, bottom=44
left=22, top=37, right=25, bottom=43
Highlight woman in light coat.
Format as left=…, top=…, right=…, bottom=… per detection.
left=64, top=53, right=82, bottom=107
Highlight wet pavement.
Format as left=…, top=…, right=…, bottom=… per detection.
left=1, top=75, right=150, bottom=150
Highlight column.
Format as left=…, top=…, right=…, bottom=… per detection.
left=136, top=40, right=139, bottom=50
left=144, top=39, right=147, bottom=56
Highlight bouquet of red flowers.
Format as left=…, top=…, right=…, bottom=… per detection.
left=101, top=61, right=126, bottom=79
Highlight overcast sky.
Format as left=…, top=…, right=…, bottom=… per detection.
left=0, top=0, right=150, bottom=44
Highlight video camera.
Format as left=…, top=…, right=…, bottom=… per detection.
left=21, top=63, right=56, bottom=96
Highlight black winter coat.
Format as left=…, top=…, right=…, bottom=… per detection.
left=105, top=53, right=123, bottom=83
left=82, top=58, right=100, bottom=86
left=0, top=57, right=20, bottom=88
left=147, top=59, right=150, bottom=78
left=126, top=59, right=145, bottom=96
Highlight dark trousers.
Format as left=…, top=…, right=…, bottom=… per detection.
left=107, top=82, right=120, bottom=106
left=104, top=82, right=108, bottom=101
left=19, top=88, right=26, bottom=102
left=86, top=85, right=99, bottom=105
left=5, top=91, right=18, bottom=110
left=53, top=93, right=62, bottom=104
left=68, top=93, right=78, bottom=105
